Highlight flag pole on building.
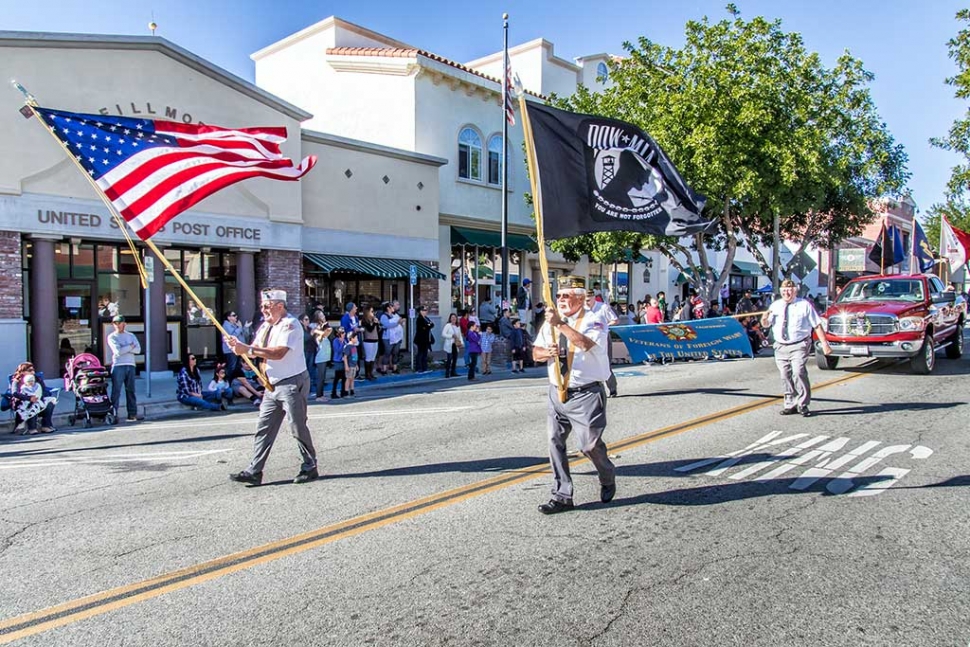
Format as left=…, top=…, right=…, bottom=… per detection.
left=12, top=81, right=278, bottom=390
left=500, top=13, right=512, bottom=310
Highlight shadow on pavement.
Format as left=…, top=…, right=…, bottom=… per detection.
left=334, top=455, right=548, bottom=479
left=0, top=432, right=253, bottom=459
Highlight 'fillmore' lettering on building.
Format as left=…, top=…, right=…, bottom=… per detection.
left=37, top=210, right=260, bottom=241
left=98, top=102, right=201, bottom=125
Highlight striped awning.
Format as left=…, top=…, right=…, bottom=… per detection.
left=304, top=253, right=445, bottom=280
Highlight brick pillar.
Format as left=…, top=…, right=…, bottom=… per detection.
left=29, top=236, right=60, bottom=377
left=256, top=249, right=303, bottom=315
left=0, top=231, right=22, bottom=320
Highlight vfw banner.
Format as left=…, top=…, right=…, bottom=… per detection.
left=613, top=318, right=754, bottom=363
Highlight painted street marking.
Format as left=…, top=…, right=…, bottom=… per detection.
left=0, top=449, right=232, bottom=470
left=679, top=432, right=932, bottom=497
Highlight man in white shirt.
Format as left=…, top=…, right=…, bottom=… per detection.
left=532, top=275, right=616, bottom=514
left=227, top=289, right=317, bottom=485
left=761, top=279, right=832, bottom=417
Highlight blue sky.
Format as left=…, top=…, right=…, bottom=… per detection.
left=1, top=0, right=965, bottom=217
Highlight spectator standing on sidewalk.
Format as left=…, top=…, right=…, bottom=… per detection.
left=330, top=327, right=347, bottom=400
left=510, top=319, right=527, bottom=373
left=343, top=330, right=359, bottom=397
left=479, top=299, right=497, bottom=332
left=466, top=322, right=482, bottom=380
left=222, top=311, right=244, bottom=379
left=441, top=313, right=462, bottom=378
left=413, top=306, right=435, bottom=373
left=227, top=288, right=318, bottom=486
left=310, top=322, right=332, bottom=401
left=379, top=301, right=404, bottom=375
left=107, top=315, right=141, bottom=422
left=516, top=279, right=533, bottom=333
left=480, top=324, right=496, bottom=375
left=360, top=305, right=381, bottom=381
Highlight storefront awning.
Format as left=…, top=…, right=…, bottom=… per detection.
left=451, top=226, right=538, bottom=252
left=731, top=260, right=763, bottom=276
left=675, top=267, right=719, bottom=284
left=304, top=254, right=445, bottom=280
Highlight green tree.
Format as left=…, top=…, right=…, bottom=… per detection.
left=549, top=5, right=908, bottom=301
left=928, top=9, right=970, bottom=247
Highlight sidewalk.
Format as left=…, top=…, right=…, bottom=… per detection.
left=1, top=362, right=536, bottom=434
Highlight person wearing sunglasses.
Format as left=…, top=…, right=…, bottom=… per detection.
left=225, top=289, right=318, bottom=486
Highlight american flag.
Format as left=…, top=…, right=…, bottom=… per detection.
left=34, top=107, right=316, bottom=239
left=504, top=53, right=515, bottom=126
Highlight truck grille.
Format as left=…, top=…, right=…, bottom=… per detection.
left=828, top=314, right=897, bottom=336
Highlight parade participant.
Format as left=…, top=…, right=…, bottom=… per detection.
left=227, top=289, right=318, bottom=485
left=761, top=279, right=832, bottom=417
left=586, top=290, right=619, bottom=398
left=643, top=297, right=664, bottom=324
left=107, top=315, right=141, bottom=422
left=532, top=275, right=616, bottom=514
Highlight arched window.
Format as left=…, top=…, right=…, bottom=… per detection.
left=487, top=134, right=504, bottom=185
left=458, top=127, right=483, bottom=181
left=597, top=61, right=609, bottom=82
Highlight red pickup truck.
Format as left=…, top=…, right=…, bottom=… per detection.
left=817, top=274, right=966, bottom=374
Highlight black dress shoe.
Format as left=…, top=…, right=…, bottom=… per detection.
left=294, top=468, right=319, bottom=484
left=608, top=392, right=618, bottom=398
left=780, top=407, right=797, bottom=416
left=601, top=483, right=617, bottom=503
left=229, top=470, right=263, bottom=486
left=538, top=499, right=574, bottom=515
left=799, top=407, right=812, bottom=417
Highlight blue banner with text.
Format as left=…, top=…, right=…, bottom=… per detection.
left=613, top=318, right=754, bottom=362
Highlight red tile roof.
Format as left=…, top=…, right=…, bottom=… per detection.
left=326, top=47, right=543, bottom=98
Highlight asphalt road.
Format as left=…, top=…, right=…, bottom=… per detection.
left=1, top=347, right=968, bottom=647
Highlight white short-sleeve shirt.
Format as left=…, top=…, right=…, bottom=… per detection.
left=534, top=306, right=611, bottom=387
left=253, top=313, right=306, bottom=384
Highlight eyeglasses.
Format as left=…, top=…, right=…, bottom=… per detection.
left=189, top=357, right=197, bottom=361
left=556, top=293, right=579, bottom=299
left=259, top=302, right=277, bottom=310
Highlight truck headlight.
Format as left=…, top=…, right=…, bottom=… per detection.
left=898, top=317, right=925, bottom=332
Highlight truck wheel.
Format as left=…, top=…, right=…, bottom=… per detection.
left=910, top=333, right=935, bottom=375
left=945, top=324, right=964, bottom=359
left=816, top=353, right=839, bottom=370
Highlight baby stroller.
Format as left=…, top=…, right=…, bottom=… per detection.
left=64, top=353, right=116, bottom=427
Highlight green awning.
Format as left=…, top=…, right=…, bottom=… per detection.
left=451, top=226, right=538, bottom=252
left=731, top=261, right=763, bottom=276
left=304, top=254, right=445, bottom=280
left=675, top=267, right=719, bottom=284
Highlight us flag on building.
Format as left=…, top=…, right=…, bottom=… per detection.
left=33, top=107, right=316, bottom=239
left=503, top=54, right=515, bottom=126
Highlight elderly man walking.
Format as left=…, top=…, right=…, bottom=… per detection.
left=226, top=289, right=318, bottom=485
left=761, top=279, right=832, bottom=417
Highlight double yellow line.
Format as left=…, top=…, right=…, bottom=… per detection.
left=0, top=370, right=869, bottom=643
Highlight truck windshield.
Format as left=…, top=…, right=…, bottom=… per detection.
left=836, top=279, right=924, bottom=303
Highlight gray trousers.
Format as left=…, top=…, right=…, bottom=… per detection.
left=547, top=384, right=615, bottom=503
left=246, top=371, right=315, bottom=474
left=773, top=339, right=812, bottom=410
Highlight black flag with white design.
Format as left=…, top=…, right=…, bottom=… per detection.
left=526, top=102, right=712, bottom=239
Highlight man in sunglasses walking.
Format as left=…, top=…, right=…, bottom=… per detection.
left=225, top=289, right=318, bottom=486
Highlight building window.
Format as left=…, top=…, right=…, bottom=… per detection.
left=487, top=135, right=503, bottom=185
left=597, top=62, right=609, bottom=83
left=458, top=127, right=483, bottom=181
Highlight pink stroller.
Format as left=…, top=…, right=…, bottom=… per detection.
left=64, top=353, right=116, bottom=427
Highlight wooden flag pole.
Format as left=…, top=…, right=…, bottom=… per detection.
left=517, top=90, right=567, bottom=402
left=14, top=81, right=274, bottom=391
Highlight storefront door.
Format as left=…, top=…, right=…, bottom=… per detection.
left=58, top=281, right=96, bottom=362
left=185, top=284, right=220, bottom=365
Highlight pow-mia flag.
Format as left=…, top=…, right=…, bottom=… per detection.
left=526, top=102, right=713, bottom=239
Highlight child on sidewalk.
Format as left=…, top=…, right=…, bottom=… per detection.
left=466, top=322, right=482, bottom=380
left=480, top=324, right=495, bottom=375
left=510, top=319, right=527, bottom=373
left=343, top=329, right=359, bottom=397
left=207, top=364, right=234, bottom=405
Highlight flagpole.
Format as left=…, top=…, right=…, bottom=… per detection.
left=517, top=90, right=567, bottom=402
left=500, top=13, right=510, bottom=310
left=14, top=82, right=273, bottom=392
